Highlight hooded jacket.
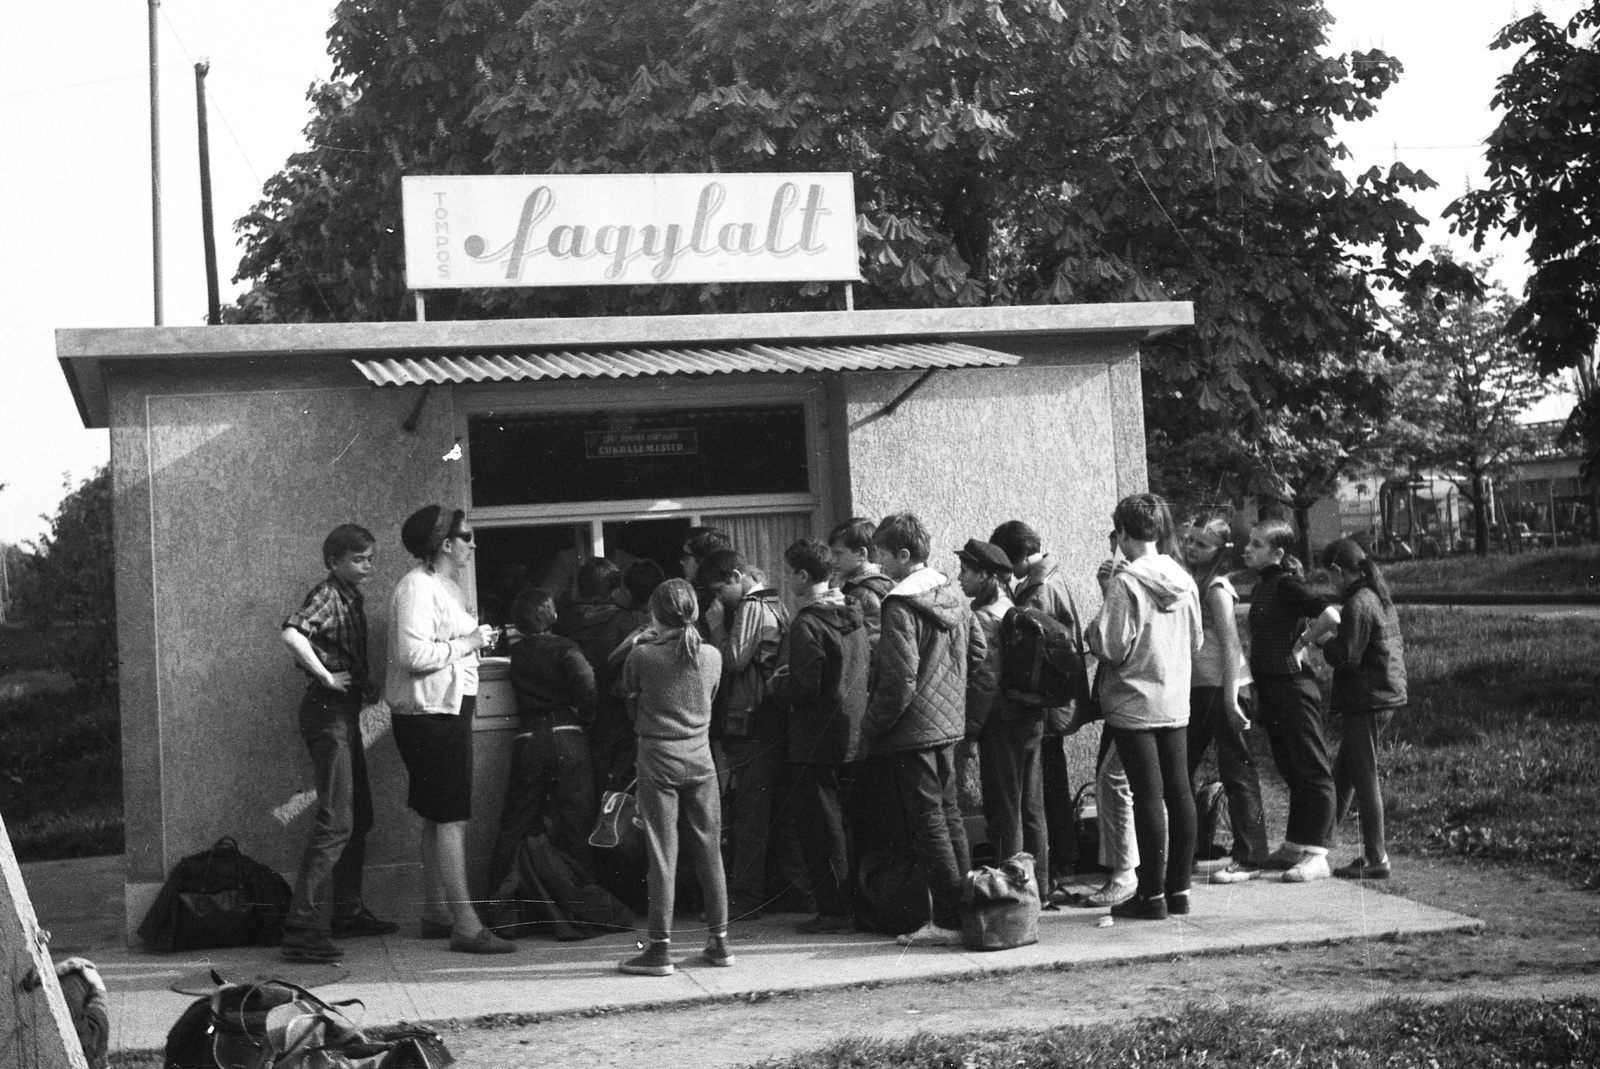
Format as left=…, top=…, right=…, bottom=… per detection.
left=773, top=589, right=871, bottom=764
left=840, top=567, right=895, bottom=651
left=1086, top=553, right=1203, bottom=730
left=863, top=568, right=987, bottom=753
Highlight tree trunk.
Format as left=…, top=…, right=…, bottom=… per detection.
left=1472, top=469, right=1490, bottom=556
left=1293, top=501, right=1314, bottom=569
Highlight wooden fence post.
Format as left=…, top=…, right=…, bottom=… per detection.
left=1, top=813, right=88, bottom=1069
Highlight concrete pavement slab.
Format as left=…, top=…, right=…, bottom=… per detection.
left=20, top=856, right=1479, bottom=1053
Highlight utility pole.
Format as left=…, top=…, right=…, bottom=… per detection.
left=195, top=60, right=221, bottom=325
left=149, top=0, right=164, bottom=326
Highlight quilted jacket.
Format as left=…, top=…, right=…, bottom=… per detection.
left=773, top=589, right=870, bottom=764
left=863, top=568, right=987, bottom=754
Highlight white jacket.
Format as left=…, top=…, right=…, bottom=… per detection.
left=384, top=566, right=480, bottom=716
left=1086, top=553, right=1203, bottom=730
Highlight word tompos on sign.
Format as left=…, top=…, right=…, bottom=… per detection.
left=460, top=181, right=832, bottom=283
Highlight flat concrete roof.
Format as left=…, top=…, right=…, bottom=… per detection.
left=56, top=302, right=1192, bottom=428
left=25, top=855, right=1475, bottom=1053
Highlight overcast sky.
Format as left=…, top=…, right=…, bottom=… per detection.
left=0, top=0, right=1581, bottom=547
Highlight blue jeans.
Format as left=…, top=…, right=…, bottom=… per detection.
left=1254, top=672, right=1336, bottom=849
left=1187, top=686, right=1271, bottom=866
left=979, top=716, right=1048, bottom=886
left=1335, top=708, right=1397, bottom=864
left=286, top=687, right=372, bottom=935
left=488, top=716, right=596, bottom=897
left=890, top=745, right=970, bottom=930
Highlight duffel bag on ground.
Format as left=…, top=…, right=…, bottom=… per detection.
left=960, top=852, right=1040, bottom=951
left=138, top=837, right=293, bottom=951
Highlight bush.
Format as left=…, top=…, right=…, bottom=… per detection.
left=0, top=687, right=123, bottom=861
left=9, top=468, right=117, bottom=693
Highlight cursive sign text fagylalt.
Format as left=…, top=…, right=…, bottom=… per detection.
left=461, top=181, right=832, bottom=282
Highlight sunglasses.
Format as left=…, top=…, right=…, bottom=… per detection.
left=449, top=529, right=474, bottom=544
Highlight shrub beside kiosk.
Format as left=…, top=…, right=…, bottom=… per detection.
left=54, top=172, right=1191, bottom=941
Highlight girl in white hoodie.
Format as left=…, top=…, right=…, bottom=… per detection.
left=1086, top=494, right=1204, bottom=920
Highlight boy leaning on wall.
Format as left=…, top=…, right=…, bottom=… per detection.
left=277, top=524, right=399, bottom=962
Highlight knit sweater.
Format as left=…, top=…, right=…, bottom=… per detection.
left=1247, top=565, right=1332, bottom=678
left=385, top=566, right=480, bottom=717
left=622, top=631, right=723, bottom=784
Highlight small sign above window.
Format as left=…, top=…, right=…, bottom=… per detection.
left=584, top=428, right=699, bottom=460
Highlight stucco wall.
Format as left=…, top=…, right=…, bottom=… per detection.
left=111, top=370, right=470, bottom=907
left=109, top=343, right=1153, bottom=935
left=841, top=350, right=1149, bottom=785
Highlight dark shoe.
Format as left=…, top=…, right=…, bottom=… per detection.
left=795, top=914, right=855, bottom=935
left=619, top=941, right=675, bottom=976
left=1165, top=891, right=1191, bottom=916
left=1110, top=894, right=1169, bottom=921
left=702, top=935, right=735, bottom=967
left=280, top=930, right=343, bottom=962
left=332, top=909, right=400, bottom=938
left=449, top=928, right=517, bottom=954
left=419, top=918, right=453, bottom=940
left=1333, top=858, right=1391, bottom=880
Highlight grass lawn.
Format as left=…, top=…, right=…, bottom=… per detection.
left=1376, top=606, right=1600, bottom=886
left=752, top=998, right=1600, bottom=1069
left=1372, top=543, right=1600, bottom=596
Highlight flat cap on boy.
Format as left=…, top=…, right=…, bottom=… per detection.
left=955, top=539, right=1014, bottom=576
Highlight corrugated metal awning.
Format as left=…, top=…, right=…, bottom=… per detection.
left=352, top=340, right=1021, bottom=386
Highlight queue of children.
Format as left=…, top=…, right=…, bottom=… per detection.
left=275, top=499, right=1406, bottom=965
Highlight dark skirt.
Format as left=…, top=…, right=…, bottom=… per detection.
left=392, top=696, right=475, bottom=823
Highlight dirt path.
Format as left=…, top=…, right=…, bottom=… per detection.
left=442, top=855, right=1599, bottom=1068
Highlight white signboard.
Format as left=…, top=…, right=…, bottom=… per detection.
left=403, top=173, right=859, bottom=289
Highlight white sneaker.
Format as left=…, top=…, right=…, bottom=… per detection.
left=1209, top=861, right=1264, bottom=884
left=896, top=921, right=960, bottom=947
left=1282, top=850, right=1330, bottom=883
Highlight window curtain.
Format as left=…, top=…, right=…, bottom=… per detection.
left=701, top=511, right=814, bottom=617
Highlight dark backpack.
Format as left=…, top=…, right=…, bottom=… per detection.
left=138, top=837, right=293, bottom=952
left=998, top=605, right=1090, bottom=708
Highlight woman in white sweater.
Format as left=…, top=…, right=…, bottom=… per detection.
left=386, top=505, right=514, bottom=954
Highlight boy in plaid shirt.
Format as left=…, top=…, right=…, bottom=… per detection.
left=278, top=523, right=397, bottom=961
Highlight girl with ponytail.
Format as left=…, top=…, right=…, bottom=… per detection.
left=617, top=578, right=732, bottom=975
left=1181, top=517, right=1271, bottom=883
left=1306, top=539, right=1407, bottom=880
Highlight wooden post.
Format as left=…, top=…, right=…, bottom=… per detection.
left=1, top=813, right=89, bottom=1069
